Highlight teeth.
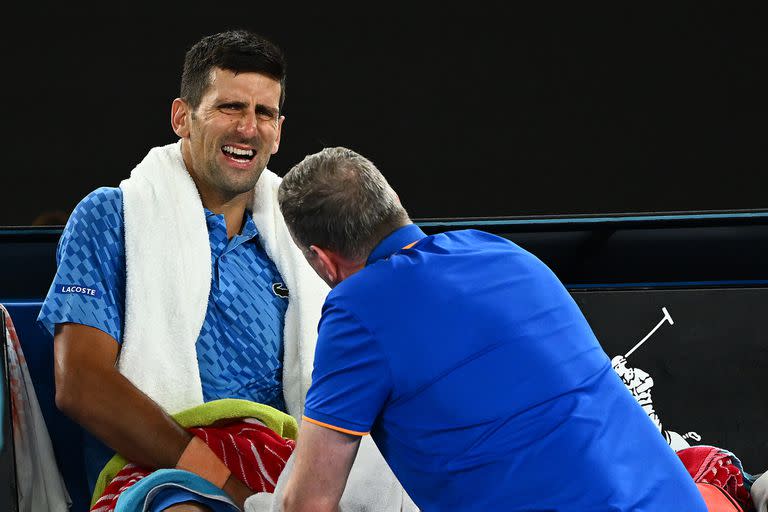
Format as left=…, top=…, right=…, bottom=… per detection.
left=222, top=145, right=254, bottom=157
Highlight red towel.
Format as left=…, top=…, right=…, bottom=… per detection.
left=696, top=482, right=744, bottom=512
left=677, top=446, right=753, bottom=511
left=90, top=419, right=295, bottom=512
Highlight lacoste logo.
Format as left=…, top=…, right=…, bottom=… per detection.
left=272, top=282, right=289, bottom=299
left=56, top=284, right=101, bottom=298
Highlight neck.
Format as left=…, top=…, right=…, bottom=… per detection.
left=338, top=259, right=366, bottom=282
left=180, top=140, right=255, bottom=239
left=201, top=189, right=253, bottom=239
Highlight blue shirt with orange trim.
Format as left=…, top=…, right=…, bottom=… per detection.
left=303, top=224, right=706, bottom=511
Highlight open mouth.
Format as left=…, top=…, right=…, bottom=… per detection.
left=221, top=145, right=256, bottom=163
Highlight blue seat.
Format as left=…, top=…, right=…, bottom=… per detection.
left=3, top=301, right=90, bottom=512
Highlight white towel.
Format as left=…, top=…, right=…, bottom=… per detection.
left=753, top=471, right=768, bottom=512
left=118, top=140, right=415, bottom=510
left=245, top=436, right=419, bottom=512
left=119, top=140, right=212, bottom=414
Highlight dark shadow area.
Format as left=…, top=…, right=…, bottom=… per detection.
left=3, top=4, right=767, bottom=226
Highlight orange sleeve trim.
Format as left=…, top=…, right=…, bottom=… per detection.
left=402, top=240, right=420, bottom=250
left=302, top=416, right=369, bottom=436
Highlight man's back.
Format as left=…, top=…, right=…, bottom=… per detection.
left=308, top=226, right=706, bottom=511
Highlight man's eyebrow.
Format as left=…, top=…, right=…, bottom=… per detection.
left=216, top=100, right=248, bottom=108
left=255, top=103, right=280, bottom=116
left=215, top=100, right=279, bottom=116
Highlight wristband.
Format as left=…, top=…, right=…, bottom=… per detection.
left=175, top=435, right=232, bottom=489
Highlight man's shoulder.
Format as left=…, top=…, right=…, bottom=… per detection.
left=77, top=186, right=123, bottom=209
left=63, top=187, right=124, bottom=241
left=70, top=187, right=123, bottom=222
left=440, top=228, right=519, bottom=250
left=441, top=228, right=556, bottom=275
left=71, top=186, right=123, bottom=212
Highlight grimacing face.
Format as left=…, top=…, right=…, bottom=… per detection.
left=178, top=67, right=284, bottom=200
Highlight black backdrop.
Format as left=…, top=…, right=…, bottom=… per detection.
left=3, top=3, right=767, bottom=226
left=573, top=288, right=768, bottom=472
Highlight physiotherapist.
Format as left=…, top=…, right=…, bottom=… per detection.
left=276, top=146, right=708, bottom=512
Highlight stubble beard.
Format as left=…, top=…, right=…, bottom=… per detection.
left=206, top=153, right=269, bottom=198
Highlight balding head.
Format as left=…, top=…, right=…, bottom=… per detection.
left=278, top=147, right=410, bottom=262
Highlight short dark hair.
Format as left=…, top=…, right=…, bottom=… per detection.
left=180, top=29, right=287, bottom=111
left=279, top=147, right=410, bottom=261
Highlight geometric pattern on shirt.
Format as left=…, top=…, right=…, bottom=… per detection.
left=37, top=188, right=288, bottom=410
left=37, top=186, right=125, bottom=342
left=196, top=209, right=288, bottom=410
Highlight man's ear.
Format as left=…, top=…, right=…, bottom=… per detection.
left=310, top=245, right=339, bottom=285
left=171, top=98, right=191, bottom=138
left=271, top=115, right=285, bottom=155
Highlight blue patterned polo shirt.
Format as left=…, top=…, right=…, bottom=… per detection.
left=37, top=186, right=289, bottom=488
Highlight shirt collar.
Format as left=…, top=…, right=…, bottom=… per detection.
left=366, top=224, right=427, bottom=266
left=239, top=211, right=259, bottom=240
left=203, top=208, right=259, bottom=240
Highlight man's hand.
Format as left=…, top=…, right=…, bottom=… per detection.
left=281, top=421, right=361, bottom=512
left=54, top=323, right=192, bottom=469
left=223, top=475, right=254, bottom=511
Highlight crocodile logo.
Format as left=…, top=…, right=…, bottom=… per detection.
left=272, top=282, right=289, bottom=299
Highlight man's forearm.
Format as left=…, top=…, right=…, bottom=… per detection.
left=56, top=358, right=192, bottom=469
left=281, top=421, right=360, bottom=512
left=54, top=323, right=254, bottom=510
left=53, top=323, right=191, bottom=469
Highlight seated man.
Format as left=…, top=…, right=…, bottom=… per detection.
left=276, top=147, right=709, bottom=511
left=37, top=30, right=401, bottom=511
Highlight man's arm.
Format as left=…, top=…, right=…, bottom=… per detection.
left=54, top=323, right=191, bottom=467
left=54, top=323, right=252, bottom=508
left=281, top=421, right=362, bottom=512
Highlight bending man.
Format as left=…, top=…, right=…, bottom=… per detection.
left=277, top=146, right=708, bottom=511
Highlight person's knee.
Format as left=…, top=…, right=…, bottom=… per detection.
left=162, top=502, right=213, bottom=512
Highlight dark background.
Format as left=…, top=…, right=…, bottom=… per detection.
left=572, top=287, right=768, bottom=472
left=3, top=3, right=767, bottom=226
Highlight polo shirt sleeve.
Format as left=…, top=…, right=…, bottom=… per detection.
left=37, top=187, right=125, bottom=344
left=303, top=301, right=392, bottom=436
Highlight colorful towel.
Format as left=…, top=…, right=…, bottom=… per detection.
left=2, top=304, right=71, bottom=512
left=696, top=482, right=744, bottom=512
left=677, top=445, right=754, bottom=511
left=90, top=399, right=297, bottom=511
left=114, top=469, right=237, bottom=512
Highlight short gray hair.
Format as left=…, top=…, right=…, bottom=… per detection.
left=278, top=147, right=410, bottom=261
